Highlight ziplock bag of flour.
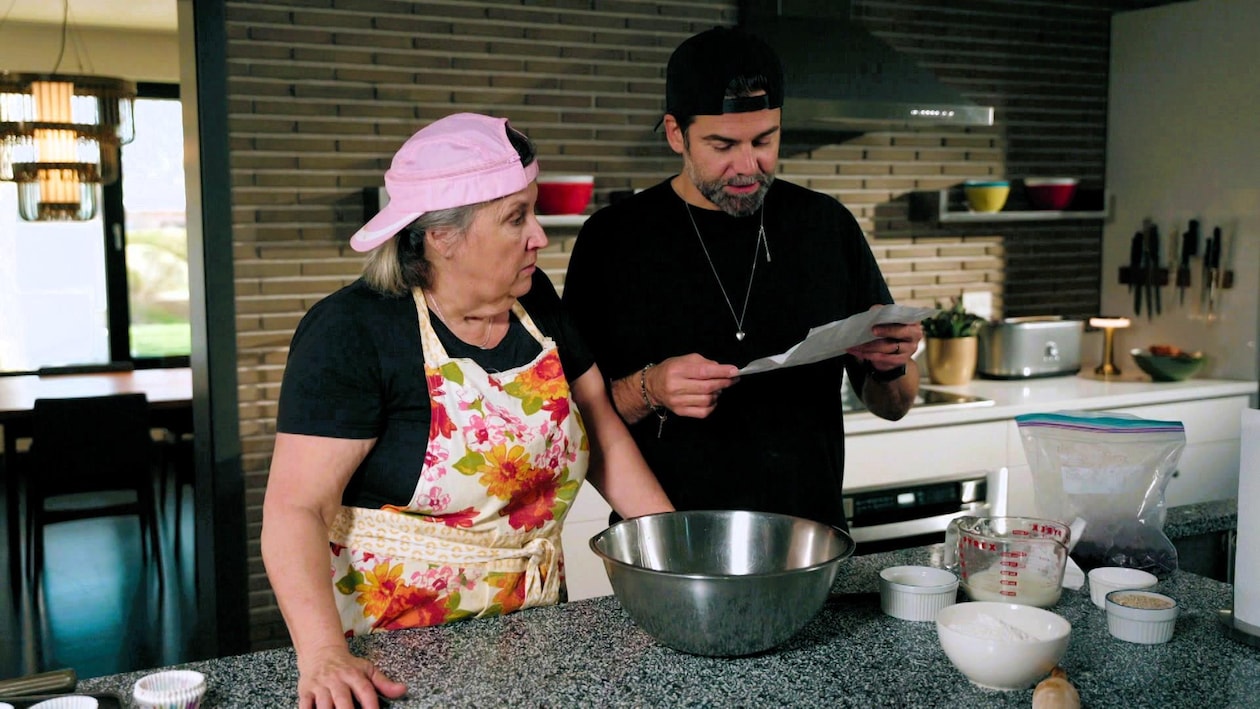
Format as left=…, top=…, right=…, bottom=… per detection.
left=1016, top=411, right=1185, bottom=578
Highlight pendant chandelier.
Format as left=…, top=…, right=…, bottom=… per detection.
left=0, top=3, right=137, bottom=222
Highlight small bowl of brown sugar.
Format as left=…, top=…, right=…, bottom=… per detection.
left=1105, top=589, right=1178, bottom=644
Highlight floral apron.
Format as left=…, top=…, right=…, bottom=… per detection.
left=329, top=289, right=589, bottom=636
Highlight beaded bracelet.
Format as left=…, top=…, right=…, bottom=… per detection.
left=640, top=363, right=668, bottom=438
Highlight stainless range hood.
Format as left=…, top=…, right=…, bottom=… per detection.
left=740, top=0, right=994, bottom=130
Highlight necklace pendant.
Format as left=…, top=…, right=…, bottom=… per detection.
left=736, top=331, right=746, bottom=342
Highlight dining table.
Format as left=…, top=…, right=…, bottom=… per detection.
left=0, top=367, right=194, bottom=608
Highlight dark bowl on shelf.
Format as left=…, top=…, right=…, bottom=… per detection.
left=1130, top=349, right=1205, bottom=381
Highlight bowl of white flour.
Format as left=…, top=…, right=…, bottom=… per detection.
left=935, top=601, right=1071, bottom=690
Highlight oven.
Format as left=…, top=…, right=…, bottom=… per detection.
left=843, top=470, right=1001, bottom=554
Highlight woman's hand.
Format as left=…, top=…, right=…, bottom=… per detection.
left=298, top=645, right=407, bottom=709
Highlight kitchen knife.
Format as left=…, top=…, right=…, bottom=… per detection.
left=1201, top=230, right=1216, bottom=315
left=1130, top=231, right=1144, bottom=313
left=1147, top=224, right=1161, bottom=317
left=1218, top=225, right=1234, bottom=289
left=1207, top=226, right=1222, bottom=316
left=1177, top=220, right=1199, bottom=305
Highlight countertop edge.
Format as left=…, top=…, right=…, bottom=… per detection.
left=846, top=377, right=1257, bottom=434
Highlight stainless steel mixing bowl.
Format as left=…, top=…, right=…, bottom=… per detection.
left=589, top=510, right=855, bottom=656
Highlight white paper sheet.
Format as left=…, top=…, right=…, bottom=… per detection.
left=738, top=305, right=939, bottom=375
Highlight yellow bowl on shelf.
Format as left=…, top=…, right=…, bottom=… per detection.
left=964, top=180, right=1010, bottom=213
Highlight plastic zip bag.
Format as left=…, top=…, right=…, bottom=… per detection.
left=1016, top=411, right=1185, bottom=578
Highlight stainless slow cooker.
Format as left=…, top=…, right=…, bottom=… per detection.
left=977, top=316, right=1083, bottom=379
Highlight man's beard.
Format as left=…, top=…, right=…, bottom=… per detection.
left=686, top=163, right=774, bottom=217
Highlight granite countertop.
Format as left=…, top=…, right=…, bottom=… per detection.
left=78, top=501, right=1258, bottom=708
left=1166, top=498, right=1237, bottom=539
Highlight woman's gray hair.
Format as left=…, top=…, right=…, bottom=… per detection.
left=361, top=204, right=480, bottom=296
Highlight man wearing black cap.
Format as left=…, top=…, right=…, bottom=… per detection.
left=563, top=27, right=921, bottom=529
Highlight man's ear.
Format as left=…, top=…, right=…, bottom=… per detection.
left=663, top=114, right=686, bottom=155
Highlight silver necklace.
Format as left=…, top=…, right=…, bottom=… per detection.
left=427, top=291, right=494, bottom=349
left=684, top=202, right=770, bottom=342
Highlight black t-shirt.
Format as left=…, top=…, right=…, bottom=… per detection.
left=276, top=270, right=594, bottom=509
left=562, top=179, right=892, bottom=528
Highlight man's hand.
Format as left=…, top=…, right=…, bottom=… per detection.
left=846, top=308, right=923, bottom=373
left=642, top=353, right=740, bottom=419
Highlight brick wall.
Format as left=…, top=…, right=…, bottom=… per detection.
left=225, top=0, right=1167, bottom=648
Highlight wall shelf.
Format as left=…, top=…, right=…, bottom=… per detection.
left=909, top=187, right=1112, bottom=224
left=369, top=188, right=590, bottom=229
left=537, top=214, right=589, bottom=228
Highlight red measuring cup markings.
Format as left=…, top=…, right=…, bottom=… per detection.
left=942, top=516, right=1072, bottom=608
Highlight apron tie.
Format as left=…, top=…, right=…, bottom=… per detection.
left=519, top=536, right=559, bottom=608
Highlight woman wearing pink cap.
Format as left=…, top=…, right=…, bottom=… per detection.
left=261, top=113, right=672, bottom=708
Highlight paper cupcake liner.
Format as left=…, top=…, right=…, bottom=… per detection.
left=28, top=697, right=99, bottom=709
left=133, top=670, right=207, bottom=709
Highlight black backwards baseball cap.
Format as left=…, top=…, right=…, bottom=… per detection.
left=656, top=26, right=785, bottom=130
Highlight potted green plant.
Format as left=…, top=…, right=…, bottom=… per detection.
left=921, top=299, right=986, bottom=385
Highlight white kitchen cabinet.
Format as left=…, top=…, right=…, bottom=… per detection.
left=561, top=483, right=613, bottom=601
left=843, top=420, right=1007, bottom=492
left=1111, top=396, right=1249, bottom=508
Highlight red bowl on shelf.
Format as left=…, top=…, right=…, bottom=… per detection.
left=536, top=175, right=594, bottom=215
left=1023, top=178, right=1078, bottom=210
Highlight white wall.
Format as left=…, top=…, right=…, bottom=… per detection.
left=1102, top=0, right=1260, bottom=382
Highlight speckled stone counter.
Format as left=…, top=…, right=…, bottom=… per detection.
left=79, top=521, right=1259, bottom=708
left=1166, top=498, right=1237, bottom=539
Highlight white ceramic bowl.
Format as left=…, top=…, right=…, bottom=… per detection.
left=1088, top=567, right=1158, bottom=609
left=936, top=601, right=1071, bottom=690
left=1106, top=589, right=1178, bottom=644
left=133, top=669, right=207, bottom=709
left=879, top=565, right=959, bottom=622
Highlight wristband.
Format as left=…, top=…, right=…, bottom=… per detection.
left=640, top=363, right=668, bottom=438
left=867, top=362, right=907, bottom=383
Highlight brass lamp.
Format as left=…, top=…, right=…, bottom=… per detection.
left=0, top=72, right=136, bottom=221
left=1089, top=316, right=1131, bottom=377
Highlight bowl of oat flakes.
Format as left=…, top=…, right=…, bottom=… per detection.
left=1105, top=589, right=1178, bottom=644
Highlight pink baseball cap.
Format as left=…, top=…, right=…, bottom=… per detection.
left=350, top=113, right=540, bottom=252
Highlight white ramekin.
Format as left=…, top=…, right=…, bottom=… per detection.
left=880, top=565, right=959, bottom=622
left=1088, top=566, right=1158, bottom=609
left=1106, top=589, right=1178, bottom=644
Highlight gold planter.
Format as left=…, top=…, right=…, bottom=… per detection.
left=926, top=337, right=978, bottom=385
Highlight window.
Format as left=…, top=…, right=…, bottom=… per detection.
left=0, top=83, right=187, bottom=373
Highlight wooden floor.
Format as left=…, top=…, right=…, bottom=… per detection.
left=1, top=482, right=199, bottom=681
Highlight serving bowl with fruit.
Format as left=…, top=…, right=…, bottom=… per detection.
left=1131, top=345, right=1204, bottom=382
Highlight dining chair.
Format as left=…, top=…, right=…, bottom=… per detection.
left=25, top=393, right=162, bottom=587
left=155, top=422, right=195, bottom=551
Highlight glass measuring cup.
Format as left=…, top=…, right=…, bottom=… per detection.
left=942, top=516, right=1071, bottom=608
